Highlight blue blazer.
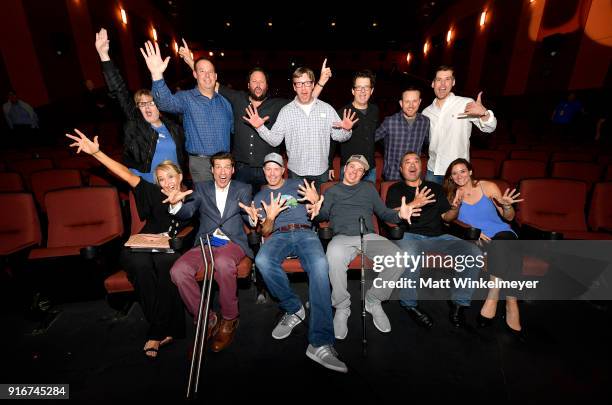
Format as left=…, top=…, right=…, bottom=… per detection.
left=175, top=180, right=253, bottom=258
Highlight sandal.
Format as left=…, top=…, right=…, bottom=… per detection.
left=144, top=346, right=159, bottom=359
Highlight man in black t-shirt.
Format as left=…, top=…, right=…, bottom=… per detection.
left=386, top=151, right=481, bottom=328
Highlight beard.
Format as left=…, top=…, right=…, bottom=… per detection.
left=248, top=88, right=267, bottom=102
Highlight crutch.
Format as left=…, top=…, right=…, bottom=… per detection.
left=186, top=234, right=215, bottom=400
left=359, top=216, right=367, bottom=357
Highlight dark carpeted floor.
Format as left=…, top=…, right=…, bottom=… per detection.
left=2, top=273, right=611, bottom=403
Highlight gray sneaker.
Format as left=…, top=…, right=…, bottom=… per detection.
left=333, top=308, right=351, bottom=340
left=365, top=299, right=391, bottom=333
left=306, top=344, right=348, bottom=373
left=272, top=306, right=305, bottom=339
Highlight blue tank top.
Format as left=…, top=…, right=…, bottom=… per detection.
left=458, top=184, right=515, bottom=238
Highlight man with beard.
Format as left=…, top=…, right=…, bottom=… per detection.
left=179, top=40, right=331, bottom=191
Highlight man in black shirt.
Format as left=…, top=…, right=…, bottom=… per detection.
left=179, top=41, right=331, bottom=190
left=330, top=70, right=379, bottom=183
left=386, top=151, right=481, bottom=328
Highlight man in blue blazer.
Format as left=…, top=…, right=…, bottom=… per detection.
left=167, top=152, right=252, bottom=352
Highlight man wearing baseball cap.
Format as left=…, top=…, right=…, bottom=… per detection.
left=240, top=152, right=347, bottom=373
left=308, top=154, right=420, bottom=340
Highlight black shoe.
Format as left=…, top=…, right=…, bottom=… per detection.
left=504, top=321, right=527, bottom=344
left=449, top=303, right=466, bottom=328
left=403, top=306, right=434, bottom=329
left=476, top=313, right=495, bottom=328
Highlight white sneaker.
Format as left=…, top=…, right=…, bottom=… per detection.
left=365, top=299, right=391, bottom=333
left=333, top=308, right=351, bottom=339
left=306, top=344, right=348, bottom=373
left=271, top=306, right=305, bottom=339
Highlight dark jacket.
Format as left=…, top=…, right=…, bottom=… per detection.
left=175, top=180, right=253, bottom=258
left=101, top=60, right=187, bottom=173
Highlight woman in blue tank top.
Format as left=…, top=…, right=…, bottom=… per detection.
left=443, top=158, right=526, bottom=341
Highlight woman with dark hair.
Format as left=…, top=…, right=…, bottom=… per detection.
left=444, top=158, right=526, bottom=340
left=66, top=129, right=188, bottom=358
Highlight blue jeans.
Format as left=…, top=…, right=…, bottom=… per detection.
left=255, top=230, right=334, bottom=346
left=340, top=166, right=376, bottom=184
left=396, top=233, right=481, bottom=307
left=425, top=170, right=444, bottom=185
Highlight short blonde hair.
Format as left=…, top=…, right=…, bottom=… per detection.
left=153, top=160, right=182, bottom=185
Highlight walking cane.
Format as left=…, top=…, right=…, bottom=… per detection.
left=186, top=234, right=215, bottom=399
left=359, top=216, right=367, bottom=357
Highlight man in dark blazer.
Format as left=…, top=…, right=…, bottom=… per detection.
left=167, top=152, right=252, bottom=352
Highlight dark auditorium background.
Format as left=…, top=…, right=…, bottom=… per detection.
left=1, top=0, right=612, bottom=402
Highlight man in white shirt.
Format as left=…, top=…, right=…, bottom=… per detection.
left=243, top=67, right=358, bottom=190
left=422, top=65, right=497, bottom=184
left=165, top=152, right=252, bottom=352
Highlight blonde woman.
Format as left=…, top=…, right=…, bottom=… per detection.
left=67, top=129, right=188, bottom=358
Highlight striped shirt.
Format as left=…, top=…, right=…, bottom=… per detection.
left=152, top=79, right=233, bottom=155
left=256, top=98, right=351, bottom=176
left=375, top=112, right=430, bottom=180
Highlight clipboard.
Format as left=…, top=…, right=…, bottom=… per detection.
left=124, top=233, right=175, bottom=253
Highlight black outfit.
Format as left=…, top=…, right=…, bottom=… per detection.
left=119, top=179, right=186, bottom=340
left=385, top=180, right=450, bottom=236
left=487, top=230, right=522, bottom=297
left=219, top=85, right=288, bottom=190
left=101, top=60, right=187, bottom=174
left=330, top=103, right=379, bottom=168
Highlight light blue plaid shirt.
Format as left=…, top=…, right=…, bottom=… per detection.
left=256, top=98, right=351, bottom=176
left=152, top=79, right=233, bottom=155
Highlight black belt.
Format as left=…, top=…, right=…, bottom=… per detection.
left=277, top=224, right=311, bottom=233
left=188, top=153, right=210, bottom=157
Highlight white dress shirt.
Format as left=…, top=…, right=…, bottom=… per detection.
left=422, top=93, right=497, bottom=175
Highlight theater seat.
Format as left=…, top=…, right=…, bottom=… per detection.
left=470, top=150, right=507, bottom=177
left=0, top=193, right=41, bottom=255
left=29, top=187, right=124, bottom=259
left=0, top=172, right=25, bottom=192
left=470, top=158, right=496, bottom=179
left=510, top=150, right=549, bottom=162
left=30, top=169, right=82, bottom=210
left=551, top=162, right=602, bottom=189
left=8, top=158, right=54, bottom=188
left=588, top=182, right=612, bottom=232
left=500, top=159, right=547, bottom=188
left=550, top=152, right=593, bottom=163
left=516, top=179, right=612, bottom=240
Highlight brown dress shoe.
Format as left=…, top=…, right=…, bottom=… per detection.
left=211, top=318, right=239, bottom=352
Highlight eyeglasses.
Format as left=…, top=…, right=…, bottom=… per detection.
left=353, top=86, right=372, bottom=92
left=137, top=101, right=155, bottom=107
left=293, top=81, right=314, bottom=88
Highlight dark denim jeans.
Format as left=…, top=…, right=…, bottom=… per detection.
left=255, top=229, right=334, bottom=346
left=396, top=233, right=481, bottom=307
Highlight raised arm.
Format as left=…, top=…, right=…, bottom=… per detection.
left=243, top=105, right=286, bottom=147
left=65, top=129, right=140, bottom=188
left=178, top=38, right=195, bottom=70
left=95, top=28, right=137, bottom=120
left=141, top=41, right=185, bottom=114
left=312, top=58, right=332, bottom=99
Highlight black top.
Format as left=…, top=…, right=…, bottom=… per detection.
left=133, top=178, right=175, bottom=235
left=385, top=180, right=450, bottom=236
left=330, top=103, right=379, bottom=168
left=101, top=60, right=187, bottom=173
left=219, top=85, right=288, bottom=166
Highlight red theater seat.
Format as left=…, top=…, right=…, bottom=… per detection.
left=500, top=160, right=547, bottom=188
left=588, top=182, right=612, bottom=233
left=0, top=193, right=41, bottom=256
